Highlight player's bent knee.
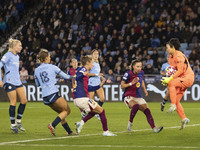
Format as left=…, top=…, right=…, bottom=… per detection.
left=64, top=106, right=71, bottom=115
left=99, top=107, right=104, bottom=114
left=21, top=99, right=28, bottom=104
left=67, top=108, right=71, bottom=115
left=62, top=110, right=68, bottom=117
left=139, top=104, right=148, bottom=112
left=94, top=105, right=103, bottom=114
left=10, top=101, right=17, bottom=106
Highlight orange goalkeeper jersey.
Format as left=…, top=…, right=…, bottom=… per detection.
left=169, top=50, right=194, bottom=79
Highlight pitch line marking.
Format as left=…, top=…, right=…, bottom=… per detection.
left=6, top=144, right=200, bottom=149
left=0, top=124, right=200, bottom=146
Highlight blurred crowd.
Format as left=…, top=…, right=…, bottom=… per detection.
left=1, top=0, right=200, bottom=83
left=0, top=0, right=40, bottom=43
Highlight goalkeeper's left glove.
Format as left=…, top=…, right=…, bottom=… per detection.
left=161, top=76, right=173, bottom=86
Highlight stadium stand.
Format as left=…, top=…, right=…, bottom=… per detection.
left=0, top=0, right=200, bottom=81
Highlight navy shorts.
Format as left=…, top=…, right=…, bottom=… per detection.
left=88, top=85, right=101, bottom=92
left=43, top=92, right=61, bottom=105
left=3, top=83, right=23, bottom=92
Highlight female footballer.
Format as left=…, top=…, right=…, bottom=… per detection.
left=87, top=49, right=106, bottom=119
left=121, top=59, right=163, bottom=133
left=73, top=55, right=116, bottom=136
left=34, top=49, right=75, bottom=136
left=0, top=39, right=27, bottom=133
left=161, top=38, right=194, bottom=129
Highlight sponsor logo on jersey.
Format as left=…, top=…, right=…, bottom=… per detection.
left=136, top=82, right=140, bottom=88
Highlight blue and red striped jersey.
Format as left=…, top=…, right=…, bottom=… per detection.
left=73, top=66, right=89, bottom=98
left=122, top=70, right=144, bottom=99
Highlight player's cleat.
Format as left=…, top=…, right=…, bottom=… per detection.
left=16, top=122, right=25, bottom=131
left=103, top=131, right=117, bottom=136
left=161, top=102, right=165, bottom=112
left=81, top=111, right=87, bottom=119
left=11, top=125, right=20, bottom=133
left=75, top=121, right=83, bottom=134
left=180, top=118, right=190, bottom=130
left=66, top=131, right=78, bottom=136
left=167, top=104, right=176, bottom=113
left=153, top=126, right=163, bottom=133
left=48, top=123, right=55, bottom=136
left=95, top=114, right=101, bottom=120
left=127, top=121, right=133, bottom=131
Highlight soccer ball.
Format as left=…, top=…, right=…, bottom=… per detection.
left=166, top=66, right=176, bottom=77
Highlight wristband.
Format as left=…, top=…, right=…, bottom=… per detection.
left=129, top=82, right=132, bottom=86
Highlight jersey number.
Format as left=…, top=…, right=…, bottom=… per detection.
left=40, top=71, right=49, bottom=83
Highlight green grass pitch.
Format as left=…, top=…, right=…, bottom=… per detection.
left=0, top=102, right=200, bottom=150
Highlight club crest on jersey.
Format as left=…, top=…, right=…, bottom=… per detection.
left=136, top=82, right=140, bottom=87
left=1, top=56, right=6, bottom=62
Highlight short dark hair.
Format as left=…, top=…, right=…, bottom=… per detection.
left=167, top=38, right=180, bottom=50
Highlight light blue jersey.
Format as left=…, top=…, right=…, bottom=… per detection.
left=88, top=61, right=101, bottom=86
left=161, top=62, right=170, bottom=72
left=34, top=63, right=70, bottom=97
left=0, top=51, right=22, bottom=85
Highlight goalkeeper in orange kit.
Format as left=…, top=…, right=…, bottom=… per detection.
left=161, top=38, right=194, bottom=130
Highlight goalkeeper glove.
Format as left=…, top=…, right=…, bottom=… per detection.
left=161, top=76, right=173, bottom=86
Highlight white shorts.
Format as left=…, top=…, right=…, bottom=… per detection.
left=124, top=96, right=147, bottom=108
left=73, top=97, right=98, bottom=113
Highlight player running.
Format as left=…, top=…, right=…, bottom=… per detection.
left=161, top=38, right=194, bottom=129
left=121, top=59, right=163, bottom=133
left=34, top=49, right=75, bottom=136
left=0, top=39, right=27, bottom=133
left=73, top=55, right=116, bottom=136
left=87, top=49, right=106, bottom=119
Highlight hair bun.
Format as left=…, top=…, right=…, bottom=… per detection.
left=9, top=38, right=14, bottom=43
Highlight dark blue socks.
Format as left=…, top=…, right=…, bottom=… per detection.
left=62, top=122, right=72, bottom=134
left=162, top=99, right=168, bottom=104
left=17, top=103, right=26, bottom=119
left=52, top=116, right=61, bottom=128
left=98, top=101, right=104, bottom=107
left=9, top=105, right=16, bottom=124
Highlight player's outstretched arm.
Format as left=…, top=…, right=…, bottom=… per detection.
left=58, top=71, right=71, bottom=80
left=88, top=72, right=103, bottom=77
